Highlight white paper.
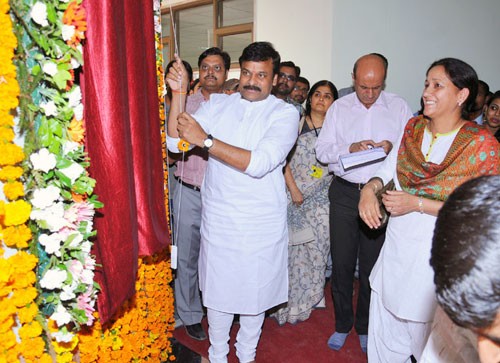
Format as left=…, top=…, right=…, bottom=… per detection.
left=338, top=147, right=387, bottom=174
left=170, top=245, right=178, bottom=269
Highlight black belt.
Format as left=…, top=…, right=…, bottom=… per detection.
left=335, top=177, right=365, bottom=190
left=174, top=176, right=201, bottom=192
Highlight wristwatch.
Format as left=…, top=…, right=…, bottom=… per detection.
left=202, top=134, right=214, bottom=151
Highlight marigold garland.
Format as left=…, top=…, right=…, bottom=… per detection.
left=78, top=251, right=176, bottom=362
left=0, top=1, right=49, bottom=360
left=4, top=0, right=176, bottom=361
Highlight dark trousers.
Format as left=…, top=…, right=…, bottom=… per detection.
left=329, top=178, right=385, bottom=335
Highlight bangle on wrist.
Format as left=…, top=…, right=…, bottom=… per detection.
left=172, top=90, right=187, bottom=95
left=418, top=197, right=424, bottom=214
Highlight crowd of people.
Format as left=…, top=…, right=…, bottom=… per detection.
left=164, top=41, right=499, bottom=363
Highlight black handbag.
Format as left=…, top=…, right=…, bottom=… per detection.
left=376, top=180, right=395, bottom=227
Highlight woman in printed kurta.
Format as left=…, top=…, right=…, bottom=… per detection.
left=273, top=81, right=338, bottom=325
left=358, top=58, right=500, bottom=362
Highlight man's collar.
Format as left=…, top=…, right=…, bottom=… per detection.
left=353, top=90, right=388, bottom=109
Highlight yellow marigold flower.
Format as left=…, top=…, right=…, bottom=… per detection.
left=57, top=351, right=75, bottom=363
left=0, top=257, right=12, bottom=282
left=2, top=225, right=32, bottom=248
left=39, top=354, right=54, bottom=363
left=67, top=118, right=85, bottom=143
left=18, top=336, right=46, bottom=361
left=11, top=286, right=38, bottom=307
left=3, top=200, right=31, bottom=226
left=17, top=303, right=39, bottom=324
left=111, top=336, right=123, bottom=351
left=0, top=330, right=17, bottom=350
left=0, top=125, right=15, bottom=142
left=0, top=114, right=15, bottom=127
left=3, top=181, right=24, bottom=200
left=19, top=320, right=43, bottom=340
left=12, top=271, right=36, bottom=290
left=10, top=251, right=38, bottom=273
left=53, top=335, right=79, bottom=354
left=0, top=315, right=14, bottom=334
left=0, top=165, right=23, bottom=181
left=0, top=143, right=24, bottom=166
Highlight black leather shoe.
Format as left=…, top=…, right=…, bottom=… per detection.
left=185, top=323, right=207, bottom=341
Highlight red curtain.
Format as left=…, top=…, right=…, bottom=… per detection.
left=82, top=0, right=170, bottom=323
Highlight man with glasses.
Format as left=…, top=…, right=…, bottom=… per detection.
left=273, top=61, right=303, bottom=115
left=171, top=47, right=230, bottom=341
left=290, top=76, right=310, bottom=105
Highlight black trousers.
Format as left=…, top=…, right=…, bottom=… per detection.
left=329, top=177, right=385, bottom=335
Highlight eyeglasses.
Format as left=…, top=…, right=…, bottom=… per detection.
left=200, top=64, right=224, bottom=72
left=278, top=72, right=297, bottom=82
left=293, top=86, right=308, bottom=93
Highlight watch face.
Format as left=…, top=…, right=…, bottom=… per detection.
left=204, top=138, right=213, bottom=148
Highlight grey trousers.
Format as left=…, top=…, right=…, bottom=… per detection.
left=172, top=181, right=204, bottom=325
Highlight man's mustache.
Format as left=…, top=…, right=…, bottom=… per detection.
left=243, top=85, right=261, bottom=92
left=204, top=75, right=217, bottom=80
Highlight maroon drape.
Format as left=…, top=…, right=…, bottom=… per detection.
left=82, top=0, right=170, bottom=323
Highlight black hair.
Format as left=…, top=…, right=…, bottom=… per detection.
left=431, top=175, right=500, bottom=330
left=280, top=61, right=300, bottom=78
left=296, top=76, right=310, bottom=89
left=305, top=80, right=338, bottom=117
left=426, top=58, right=478, bottom=120
left=239, top=42, right=281, bottom=75
left=478, top=80, right=490, bottom=96
left=486, top=90, right=500, bottom=107
left=198, top=47, right=231, bottom=71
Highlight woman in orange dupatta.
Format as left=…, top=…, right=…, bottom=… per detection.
left=358, top=58, right=499, bottom=362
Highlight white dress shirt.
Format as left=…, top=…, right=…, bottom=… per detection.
left=315, top=91, right=412, bottom=183
left=168, top=93, right=299, bottom=314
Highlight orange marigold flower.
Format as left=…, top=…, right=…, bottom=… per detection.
left=18, top=336, right=46, bottom=360
left=17, top=303, right=39, bottom=324
left=11, top=271, right=36, bottom=290
left=0, top=165, right=23, bottom=181
left=3, top=181, right=24, bottom=200
left=11, top=286, right=38, bottom=307
left=0, top=330, right=17, bottom=350
left=10, top=251, right=38, bottom=273
left=62, top=1, right=87, bottom=47
left=18, top=320, right=43, bottom=340
left=178, top=139, right=190, bottom=152
left=67, top=118, right=85, bottom=143
left=1, top=224, right=32, bottom=249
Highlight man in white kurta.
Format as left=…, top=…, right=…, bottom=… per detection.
left=166, top=42, right=299, bottom=363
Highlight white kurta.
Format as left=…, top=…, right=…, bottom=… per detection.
left=370, top=126, right=461, bottom=322
left=168, top=93, right=299, bottom=314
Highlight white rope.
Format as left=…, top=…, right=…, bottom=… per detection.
left=165, top=0, right=186, bottom=269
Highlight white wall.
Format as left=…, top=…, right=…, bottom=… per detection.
left=331, top=0, right=500, bottom=111
left=255, top=0, right=334, bottom=88
left=167, top=0, right=500, bottom=112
